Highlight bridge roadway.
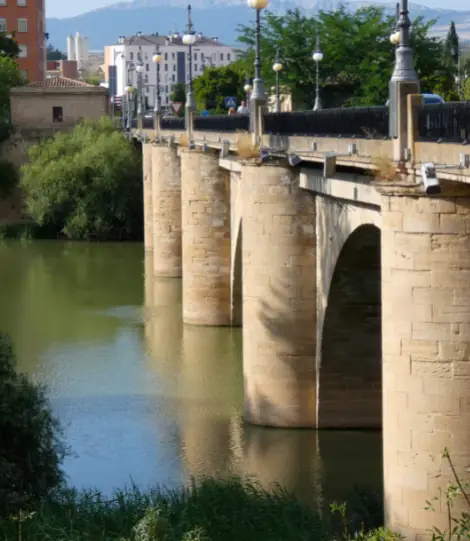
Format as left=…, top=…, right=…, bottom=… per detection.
left=131, top=106, right=470, bottom=541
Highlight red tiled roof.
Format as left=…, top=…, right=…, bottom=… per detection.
left=26, top=76, right=95, bottom=88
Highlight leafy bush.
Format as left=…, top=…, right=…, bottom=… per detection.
left=21, top=117, right=143, bottom=241
left=0, top=158, right=19, bottom=196
left=0, top=332, right=67, bottom=517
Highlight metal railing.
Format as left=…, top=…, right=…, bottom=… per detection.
left=160, top=116, right=185, bottom=131
left=193, top=114, right=250, bottom=132
left=263, top=106, right=390, bottom=139
left=417, top=102, right=470, bottom=143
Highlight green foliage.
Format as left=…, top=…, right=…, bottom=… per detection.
left=0, top=159, right=19, bottom=197
left=21, top=117, right=144, bottom=241
left=236, top=7, right=458, bottom=107
left=444, top=22, right=459, bottom=66
left=0, top=332, right=67, bottom=518
left=46, top=44, right=66, bottom=61
left=0, top=32, right=20, bottom=58
left=85, top=76, right=102, bottom=86
left=170, top=83, right=186, bottom=116
left=425, top=448, right=470, bottom=541
left=193, top=64, right=245, bottom=113
left=0, top=477, right=331, bottom=541
left=0, top=54, right=24, bottom=141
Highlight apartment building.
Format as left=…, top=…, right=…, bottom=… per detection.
left=0, top=0, right=46, bottom=82
left=104, top=32, right=237, bottom=109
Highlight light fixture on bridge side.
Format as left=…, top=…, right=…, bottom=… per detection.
left=124, top=84, right=135, bottom=132
left=260, top=148, right=270, bottom=163
left=183, top=4, right=197, bottom=114
left=312, top=34, right=323, bottom=111
left=135, top=55, right=145, bottom=128
left=420, top=162, right=441, bottom=195
left=220, top=139, right=230, bottom=158
left=247, top=0, right=269, bottom=104
left=288, top=153, right=302, bottom=167
left=272, top=48, right=283, bottom=113
left=152, top=45, right=163, bottom=129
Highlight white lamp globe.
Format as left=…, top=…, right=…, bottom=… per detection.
left=313, top=51, right=323, bottom=62
left=272, top=62, right=283, bottom=72
left=182, top=33, right=197, bottom=45
left=125, top=85, right=134, bottom=93
left=152, top=53, right=162, bottom=63
left=244, top=83, right=252, bottom=92
left=135, top=64, right=144, bottom=73
left=390, top=31, right=400, bottom=45
left=247, top=0, right=269, bottom=9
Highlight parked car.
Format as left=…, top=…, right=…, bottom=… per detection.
left=385, top=93, right=445, bottom=106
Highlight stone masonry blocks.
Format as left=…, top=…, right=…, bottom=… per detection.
left=241, top=161, right=317, bottom=428
left=381, top=192, right=470, bottom=541
left=142, top=142, right=153, bottom=252
left=180, top=150, right=231, bottom=326
left=151, top=144, right=182, bottom=277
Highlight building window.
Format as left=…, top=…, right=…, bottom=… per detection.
left=172, top=64, right=175, bottom=71
left=130, top=52, right=134, bottom=60
left=164, top=52, right=168, bottom=60
left=20, top=68, right=27, bottom=79
left=194, top=64, right=197, bottom=72
left=194, top=53, right=197, bottom=61
left=17, top=18, right=28, bottom=32
left=166, top=96, right=169, bottom=104
left=220, top=53, right=224, bottom=61
left=144, top=52, right=148, bottom=60
left=18, top=44, right=27, bottom=58
left=145, top=63, right=149, bottom=71
left=227, top=53, right=231, bottom=61
left=165, top=85, right=168, bottom=92
left=164, top=63, right=168, bottom=71
left=172, top=52, right=175, bottom=60
left=0, top=18, right=6, bottom=32
left=0, top=1, right=6, bottom=6
left=52, top=106, right=63, bottom=123
left=17, top=0, right=27, bottom=5
left=172, top=74, right=175, bottom=82
left=200, top=53, right=204, bottom=61
left=144, top=74, right=148, bottom=82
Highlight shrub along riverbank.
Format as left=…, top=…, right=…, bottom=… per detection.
left=0, top=478, right=392, bottom=541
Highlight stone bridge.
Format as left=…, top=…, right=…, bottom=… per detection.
left=133, top=96, right=470, bottom=541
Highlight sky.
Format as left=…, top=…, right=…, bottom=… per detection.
left=47, top=0, right=470, bottom=19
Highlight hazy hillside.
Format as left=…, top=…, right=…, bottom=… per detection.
left=45, top=0, right=470, bottom=51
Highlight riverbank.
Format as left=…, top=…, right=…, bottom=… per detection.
left=0, top=477, right=388, bottom=541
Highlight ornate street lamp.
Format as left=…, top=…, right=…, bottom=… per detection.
left=125, top=84, right=135, bottom=133
left=182, top=4, right=197, bottom=113
left=389, top=0, right=419, bottom=139
left=312, top=35, right=323, bottom=111
left=152, top=45, right=163, bottom=129
left=135, top=52, right=145, bottom=127
left=272, top=48, right=283, bottom=113
left=390, top=2, right=400, bottom=45
left=247, top=0, right=269, bottom=104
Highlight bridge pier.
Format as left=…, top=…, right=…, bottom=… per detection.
left=142, top=142, right=153, bottom=252
left=151, top=143, right=182, bottom=277
left=381, top=186, right=470, bottom=540
left=241, top=160, right=317, bottom=427
left=180, top=149, right=231, bottom=326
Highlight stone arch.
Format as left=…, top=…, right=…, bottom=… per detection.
left=318, top=223, right=382, bottom=428
left=231, top=221, right=242, bottom=326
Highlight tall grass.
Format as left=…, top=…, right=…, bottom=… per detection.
left=0, top=477, right=331, bottom=541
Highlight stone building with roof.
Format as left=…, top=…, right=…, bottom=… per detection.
left=10, top=76, right=108, bottom=131
left=104, top=32, right=237, bottom=110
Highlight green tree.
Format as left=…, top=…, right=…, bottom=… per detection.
left=444, top=21, right=459, bottom=65
left=236, top=7, right=458, bottom=107
left=46, top=43, right=66, bottom=61
left=0, top=332, right=67, bottom=517
left=0, top=31, right=20, bottom=58
left=21, top=117, right=144, bottom=241
left=193, top=64, right=245, bottom=113
left=0, top=54, right=24, bottom=141
left=170, top=83, right=186, bottom=116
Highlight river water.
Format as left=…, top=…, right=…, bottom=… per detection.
left=0, top=240, right=382, bottom=507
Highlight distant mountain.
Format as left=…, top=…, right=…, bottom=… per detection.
left=45, top=0, right=470, bottom=52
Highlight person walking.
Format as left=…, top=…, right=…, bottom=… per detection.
left=237, top=100, right=249, bottom=114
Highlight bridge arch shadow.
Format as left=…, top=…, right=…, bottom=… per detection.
left=231, top=221, right=242, bottom=327
left=318, top=224, right=382, bottom=429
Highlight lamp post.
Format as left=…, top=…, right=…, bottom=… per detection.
left=388, top=0, right=419, bottom=149
left=183, top=4, right=197, bottom=135
left=135, top=51, right=145, bottom=129
left=312, top=35, right=323, bottom=111
left=272, top=48, right=283, bottom=113
left=152, top=45, right=163, bottom=135
left=125, top=84, right=135, bottom=135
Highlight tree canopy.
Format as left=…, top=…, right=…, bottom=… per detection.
left=46, top=44, right=66, bottom=61
left=21, top=117, right=144, bottom=241
left=233, top=6, right=458, bottom=108
left=0, top=54, right=24, bottom=141
left=193, top=64, right=246, bottom=113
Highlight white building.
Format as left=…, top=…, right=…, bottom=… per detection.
left=104, top=32, right=238, bottom=109
left=67, top=32, right=90, bottom=72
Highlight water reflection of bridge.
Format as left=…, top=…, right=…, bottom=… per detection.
left=144, top=255, right=382, bottom=510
